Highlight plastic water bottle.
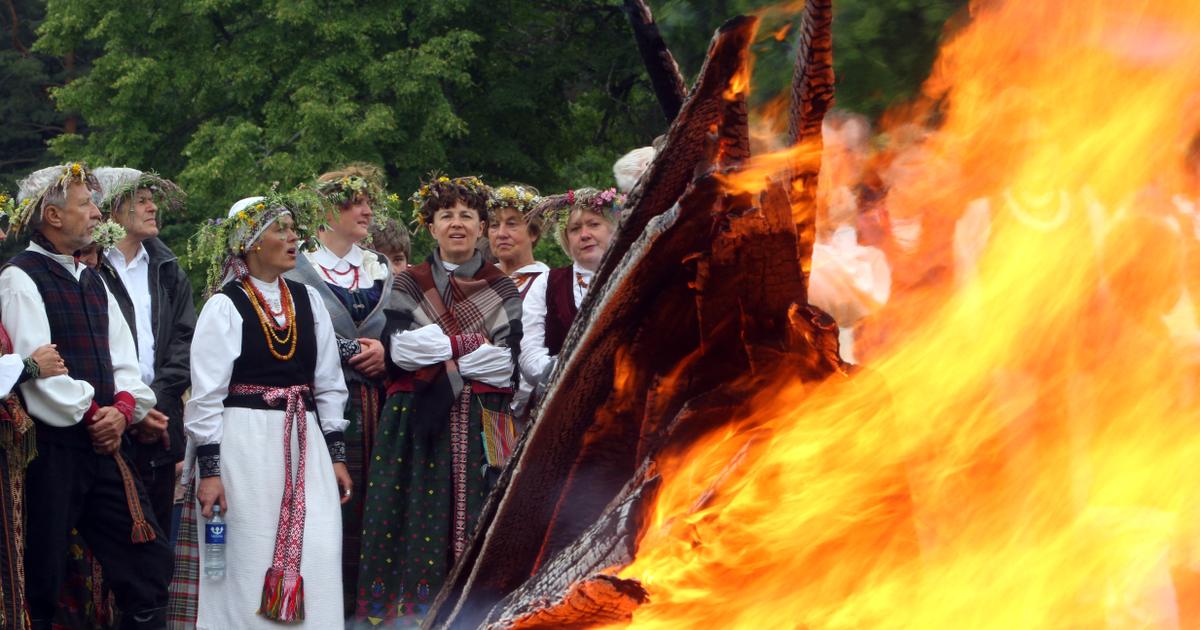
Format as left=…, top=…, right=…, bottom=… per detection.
left=205, top=505, right=226, bottom=579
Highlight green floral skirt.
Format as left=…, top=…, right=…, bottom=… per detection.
left=342, top=380, right=383, bottom=615
left=352, top=389, right=510, bottom=627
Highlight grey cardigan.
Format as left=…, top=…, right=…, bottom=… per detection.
left=284, top=246, right=393, bottom=385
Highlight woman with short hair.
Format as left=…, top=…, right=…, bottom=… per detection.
left=353, top=176, right=522, bottom=626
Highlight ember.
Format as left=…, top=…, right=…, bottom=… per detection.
left=429, top=0, right=1200, bottom=628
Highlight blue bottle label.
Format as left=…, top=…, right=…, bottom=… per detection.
left=205, top=522, right=225, bottom=544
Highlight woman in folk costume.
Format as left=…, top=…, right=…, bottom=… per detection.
left=281, top=165, right=397, bottom=613
left=520, top=187, right=623, bottom=398
left=486, top=184, right=548, bottom=416
left=354, top=175, right=522, bottom=626
left=182, top=189, right=351, bottom=628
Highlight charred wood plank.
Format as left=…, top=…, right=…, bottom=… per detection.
left=484, top=474, right=661, bottom=629
left=424, top=21, right=762, bottom=629
left=623, top=0, right=688, bottom=122
left=594, top=16, right=760, bottom=291
left=786, top=0, right=835, bottom=282
left=424, top=11, right=845, bottom=628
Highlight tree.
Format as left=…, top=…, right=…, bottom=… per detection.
left=24, top=0, right=963, bottom=282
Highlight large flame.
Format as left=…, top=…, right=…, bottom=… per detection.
left=612, top=1, right=1200, bottom=628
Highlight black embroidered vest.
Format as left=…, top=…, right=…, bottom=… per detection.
left=219, top=279, right=317, bottom=409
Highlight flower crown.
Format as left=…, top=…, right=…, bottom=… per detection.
left=188, top=185, right=327, bottom=292
left=100, top=171, right=186, bottom=217
left=487, top=184, right=541, bottom=216
left=11, top=162, right=100, bottom=236
left=408, top=174, right=491, bottom=226
left=534, top=187, right=627, bottom=253
left=316, top=174, right=383, bottom=208
left=0, top=193, right=14, bottom=221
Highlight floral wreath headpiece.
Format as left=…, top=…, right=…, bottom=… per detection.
left=188, top=185, right=327, bottom=294
left=487, top=184, right=542, bottom=217
left=11, top=162, right=101, bottom=237
left=0, top=193, right=14, bottom=231
left=408, top=174, right=491, bottom=227
left=96, top=169, right=186, bottom=218
left=533, top=187, right=627, bottom=253
left=315, top=174, right=383, bottom=208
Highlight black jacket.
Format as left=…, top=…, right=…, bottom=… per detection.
left=97, top=237, right=197, bottom=467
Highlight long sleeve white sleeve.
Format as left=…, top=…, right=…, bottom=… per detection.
left=519, top=273, right=553, bottom=386
left=307, top=286, right=349, bottom=434
left=107, top=289, right=156, bottom=421
left=0, top=266, right=94, bottom=426
left=0, top=354, right=24, bottom=399
left=389, top=323, right=453, bottom=370
left=458, top=344, right=515, bottom=388
left=184, top=294, right=240, bottom=446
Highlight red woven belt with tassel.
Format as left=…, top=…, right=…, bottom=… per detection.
left=229, top=383, right=312, bottom=623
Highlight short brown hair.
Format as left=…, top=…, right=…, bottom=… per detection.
left=412, top=175, right=491, bottom=226
left=369, top=217, right=411, bottom=258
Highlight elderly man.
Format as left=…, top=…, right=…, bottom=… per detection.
left=94, top=167, right=195, bottom=536
left=0, top=163, right=172, bottom=630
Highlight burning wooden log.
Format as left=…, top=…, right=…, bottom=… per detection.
left=425, top=7, right=842, bottom=628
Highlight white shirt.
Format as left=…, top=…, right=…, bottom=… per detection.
left=0, top=242, right=156, bottom=425
left=184, top=276, right=349, bottom=446
left=309, top=243, right=388, bottom=291
left=105, top=244, right=156, bottom=385
left=0, top=354, right=24, bottom=398
left=507, top=261, right=549, bottom=414
left=519, top=263, right=593, bottom=389
left=509, top=261, right=550, bottom=294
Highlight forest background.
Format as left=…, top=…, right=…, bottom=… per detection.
left=0, top=0, right=965, bottom=283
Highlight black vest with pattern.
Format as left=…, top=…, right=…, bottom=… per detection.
left=7, top=251, right=114, bottom=446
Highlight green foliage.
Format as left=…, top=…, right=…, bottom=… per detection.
left=8, top=0, right=963, bottom=290
left=647, top=0, right=967, bottom=117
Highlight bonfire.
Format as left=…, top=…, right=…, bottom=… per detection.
left=428, top=1, right=1200, bottom=628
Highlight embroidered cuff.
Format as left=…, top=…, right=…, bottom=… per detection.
left=197, top=443, right=221, bottom=478
left=338, top=337, right=362, bottom=363
left=20, top=356, right=38, bottom=384
left=112, top=391, right=136, bottom=426
left=450, top=333, right=486, bottom=358
left=18, top=358, right=34, bottom=385
left=325, top=431, right=347, bottom=464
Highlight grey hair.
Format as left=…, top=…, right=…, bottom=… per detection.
left=613, top=146, right=655, bottom=194
left=16, top=165, right=69, bottom=231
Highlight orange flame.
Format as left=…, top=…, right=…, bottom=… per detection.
left=611, top=1, right=1200, bottom=628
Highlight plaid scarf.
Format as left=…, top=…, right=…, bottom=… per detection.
left=382, top=251, right=522, bottom=439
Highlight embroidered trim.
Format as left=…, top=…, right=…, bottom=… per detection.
left=21, top=357, right=38, bottom=381
left=450, top=383, right=472, bottom=561
left=326, top=438, right=347, bottom=464
left=198, top=453, right=221, bottom=478
left=450, top=332, right=485, bottom=359
left=337, top=337, right=362, bottom=362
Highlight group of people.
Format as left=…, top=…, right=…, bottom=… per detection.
left=0, top=148, right=648, bottom=628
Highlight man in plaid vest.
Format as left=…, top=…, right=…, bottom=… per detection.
left=0, top=163, right=172, bottom=630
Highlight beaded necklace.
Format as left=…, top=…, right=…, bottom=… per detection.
left=319, top=264, right=360, bottom=290
left=242, top=277, right=298, bottom=361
